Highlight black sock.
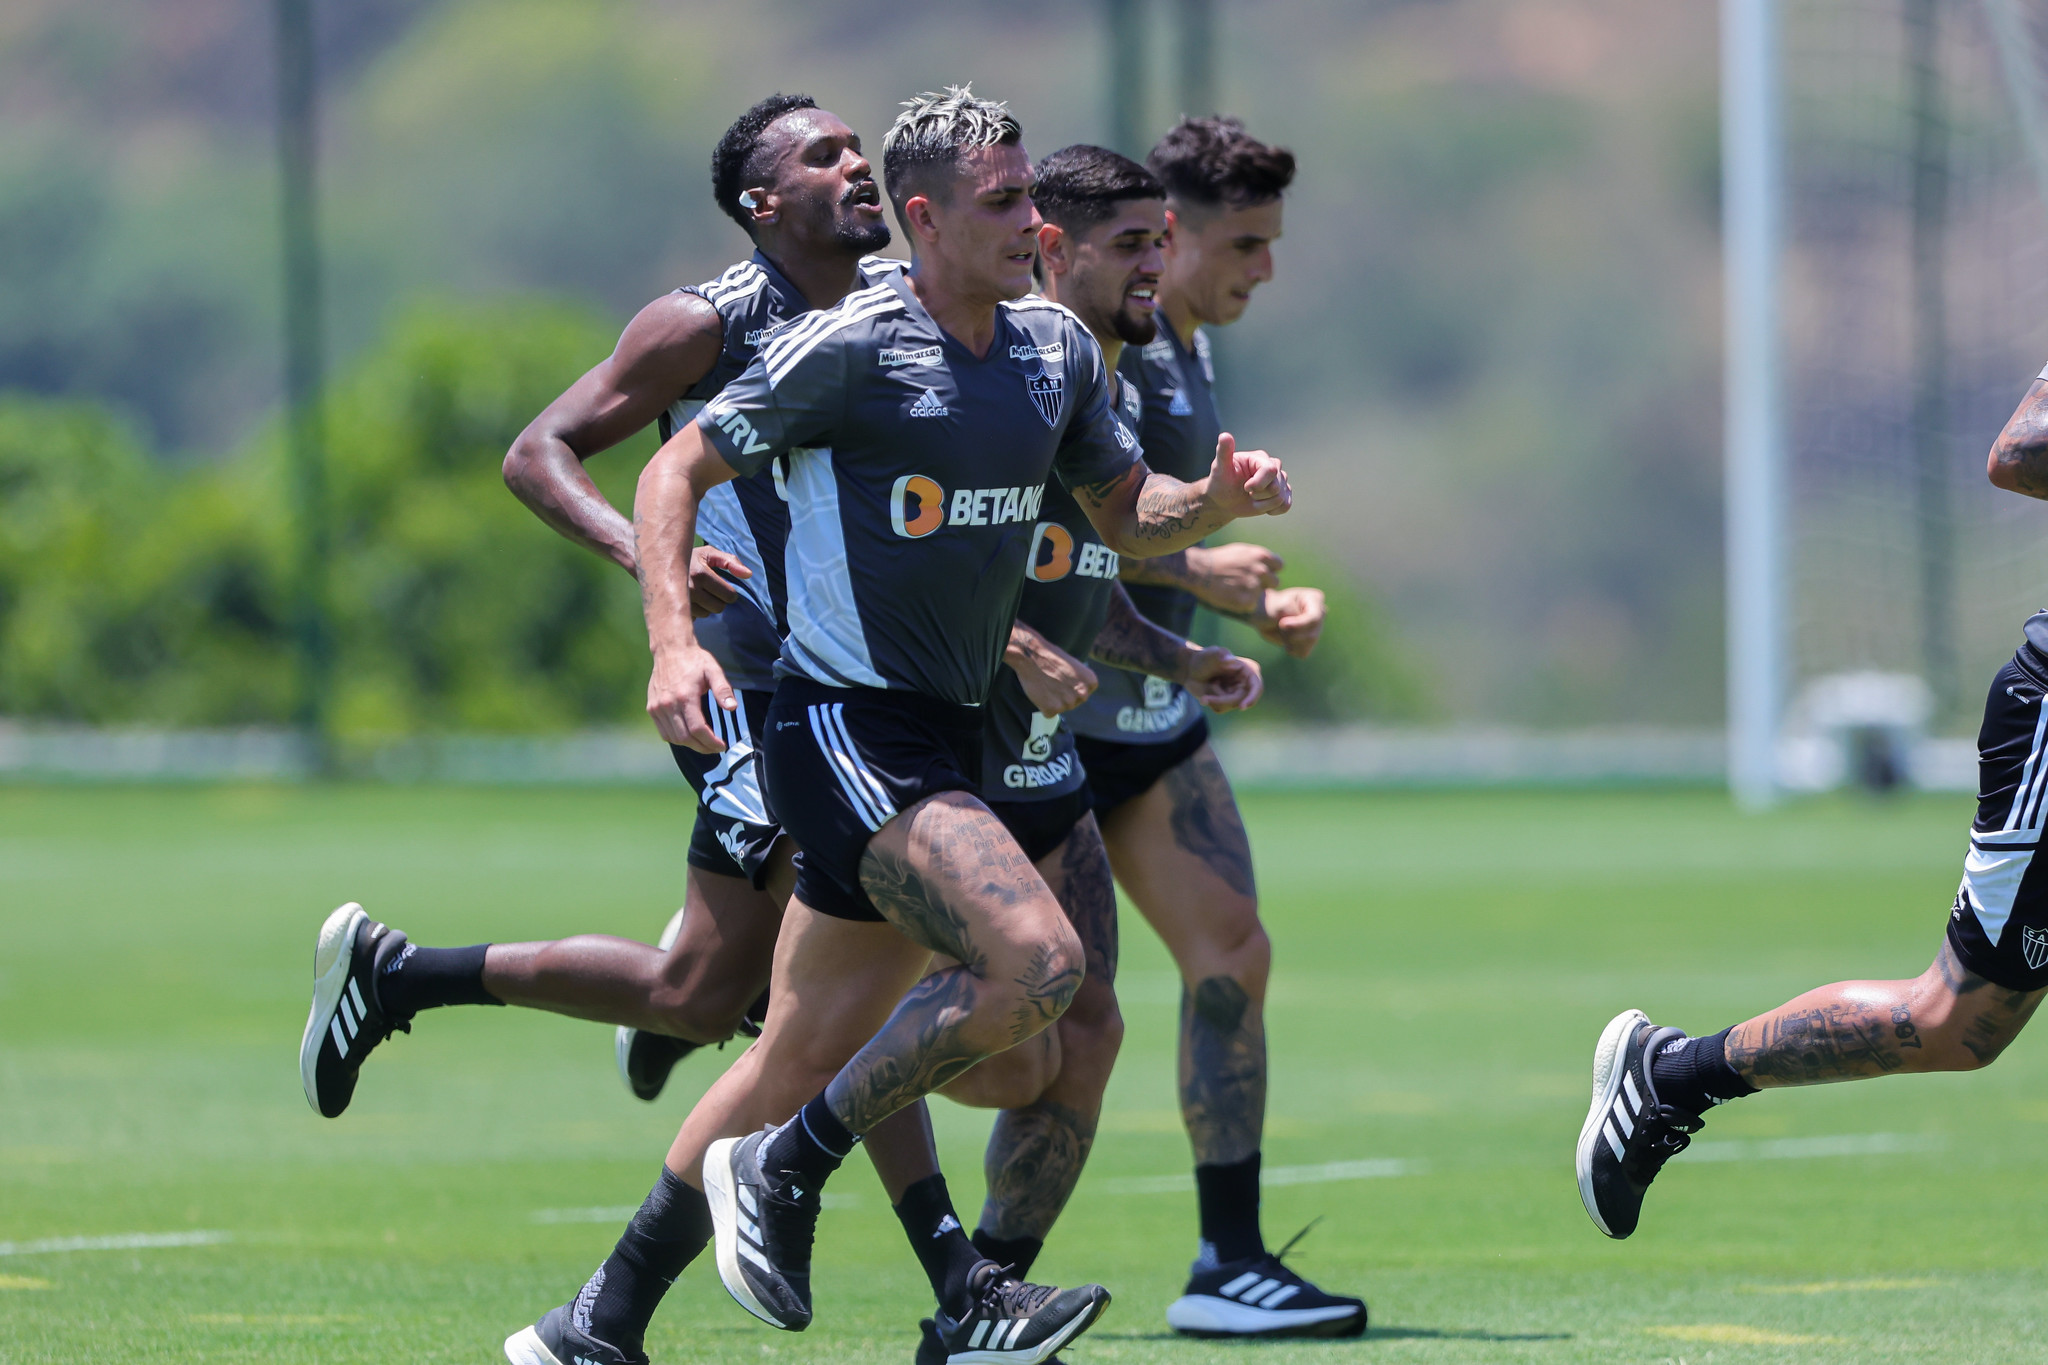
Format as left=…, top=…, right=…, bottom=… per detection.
left=1194, top=1152, right=1264, bottom=1264
left=894, top=1175, right=984, bottom=1315
left=971, top=1229, right=1043, bottom=1282
left=576, top=1166, right=712, bottom=1356
left=376, top=942, right=500, bottom=1017
left=762, top=1092, right=858, bottom=1190
left=1650, top=1028, right=1758, bottom=1115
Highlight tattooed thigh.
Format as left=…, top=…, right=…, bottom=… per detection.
left=860, top=793, right=1044, bottom=972
left=1161, top=746, right=1256, bottom=900
left=1046, top=813, right=1118, bottom=984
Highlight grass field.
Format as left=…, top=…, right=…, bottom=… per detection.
left=4, top=782, right=2047, bottom=1363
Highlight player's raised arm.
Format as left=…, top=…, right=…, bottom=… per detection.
left=504, top=291, right=727, bottom=575
left=1069, top=430, right=1291, bottom=559
left=635, top=422, right=743, bottom=752
left=1987, top=372, right=2048, bottom=499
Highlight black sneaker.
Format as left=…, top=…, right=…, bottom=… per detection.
left=924, top=1260, right=1109, bottom=1363
left=614, top=907, right=701, bottom=1102
left=300, top=903, right=411, bottom=1118
left=1576, top=1009, right=1705, bottom=1239
left=1165, top=1228, right=1365, bottom=1339
left=503, top=1294, right=646, bottom=1365
left=703, top=1127, right=816, bottom=1331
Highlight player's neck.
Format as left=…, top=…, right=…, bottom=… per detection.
left=757, top=243, right=863, bottom=312
left=905, top=263, right=1001, bottom=358
left=1160, top=290, right=1202, bottom=350
left=1040, top=284, right=1124, bottom=371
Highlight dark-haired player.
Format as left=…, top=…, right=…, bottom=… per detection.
left=300, top=93, right=897, bottom=1114
left=873, top=142, right=1265, bottom=1363
left=1575, top=376, right=2048, bottom=1243
left=509, top=86, right=1294, bottom=1365
left=1053, top=115, right=1361, bottom=1338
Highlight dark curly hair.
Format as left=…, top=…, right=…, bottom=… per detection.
left=711, top=93, right=818, bottom=235
left=1146, top=115, right=1295, bottom=211
left=1031, top=144, right=1164, bottom=234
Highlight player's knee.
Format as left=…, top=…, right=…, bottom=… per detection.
left=650, top=982, right=754, bottom=1044
left=1057, top=992, right=1124, bottom=1073
left=981, top=916, right=1086, bottom=1040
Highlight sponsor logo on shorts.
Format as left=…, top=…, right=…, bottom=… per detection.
left=1026, top=522, right=1118, bottom=583
left=889, top=477, right=1047, bottom=538
left=1021, top=712, right=1059, bottom=762
left=1117, top=679, right=1191, bottom=734
left=880, top=345, right=943, bottom=368
left=716, top=820, right=753, bottom=867
left=2025, top=924, right=2048, bottom=972
left=1004, top=752, right=1075, bottom=790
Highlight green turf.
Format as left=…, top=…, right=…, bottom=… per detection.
left=4, top=783, right=2045, bottom=1363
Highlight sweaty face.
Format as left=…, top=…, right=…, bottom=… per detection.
left=760, top=109, right=891, bottom=254
left=1164, top=197, right=1283, bottom=326
left=924, top=143, right=1042, bottom=303
left=1062, top=199, right=1167, bottom=346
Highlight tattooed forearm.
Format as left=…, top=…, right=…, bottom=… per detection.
left=1989, top=380, right=2048, bottom=498
left=1162, top=747, right=1255, bottom=899
left=1132, top=476, right=1208, bottom=543
left=828, top=968, right=988, bottom=1134
left=1069, top=461, right=1226, bottom=553
left=1180, top=975, right=1265, bottom=1166
left=979, top=1099, right=1097, bottom=1242
left=1089, top=583, right=1192, bottom=678
left=1117, top=549, right=1192, bottom=588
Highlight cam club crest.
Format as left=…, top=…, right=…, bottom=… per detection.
left=2023, top=924, right=2048, bottom=972
left=1025, top=363, right=1064, bottom=427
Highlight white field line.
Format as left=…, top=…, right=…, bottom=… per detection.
left=531, top=1193, right=860, bottom=1224
left=1102, top=1158, right=1420, bottom=1196
left=1682, top=1132, right=1945, bottom=1163
left=0, top=1231, right=232, bottom=1258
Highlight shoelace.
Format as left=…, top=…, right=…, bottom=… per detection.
left=977, top=1267, right=1059, bottom=1320
left=1622, top=1104, right=1703, bottom=1186
left=761, top=1176, right=819, bottom=1274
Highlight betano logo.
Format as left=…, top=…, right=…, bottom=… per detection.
left=1026, top=523, right=1119, bottom=582
left=888, top=477, right=1048, bottom=539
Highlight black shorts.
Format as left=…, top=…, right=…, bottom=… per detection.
left=669, top=688, right=786, bottom=889
left=1949, top=616, right=2048, bottom=991
left=1073, top=716, right=1211, bottom=817
left=763, top=679, right=983, bottom=922
left=986, top=785, right=1093, bottom=865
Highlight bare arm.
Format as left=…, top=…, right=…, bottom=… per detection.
left=1988, top=376, right=2048, bottom=499
left=1005, top=620, right=1098, bottom=716
left=1118, top=543, right=1282, bottom=615
left=1069, top=432, right=1291, bottom=558
left=635, top=423, right=743, bottom=752
left=1089, top=584, right=1263, bottom=712
left=503, top=291, right=726, bottom=574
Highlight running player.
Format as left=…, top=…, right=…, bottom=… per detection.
left=298, top=94, right=901, bottom=1121
left=1576, top=372, right=2048, bottom=1242
left=509, top=86, right=1293, bottom=1365
left=1059, top=114, right=1363, bottom=1338
left=873, top=142, right=1266, bottom=1364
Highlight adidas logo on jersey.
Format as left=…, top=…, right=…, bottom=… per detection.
left=1168, top=388, right=1194, bottom=417
left=909, top=388, right=949, bottom=417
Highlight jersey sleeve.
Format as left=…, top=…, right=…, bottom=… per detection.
left=1052, top=324, right=1142, bottom=493
left=695, top=324, right=844, bottom=477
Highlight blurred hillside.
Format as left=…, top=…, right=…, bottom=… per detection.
left=0, top=0, right=1726, bottom=728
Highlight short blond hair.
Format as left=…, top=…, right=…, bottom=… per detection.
left=882, top=84, right=1023, bottom=213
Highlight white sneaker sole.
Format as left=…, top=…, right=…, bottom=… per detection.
left=946, top=1291, right=1110, bottom=1363
left=703, top=1135, right=794, bottom=1330
left=1165, top=1293, right=1360, bottom=1337
left=300, top=902, right=366, bottom=1115
left=1575, top=1007, right=1648, bottom=1239
left=614, top=905, right=689, bottom=1097
left=502, top=1325, right=564, bottom=1365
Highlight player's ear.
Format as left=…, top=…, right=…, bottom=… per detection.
left=903, top=193, right=940, bottom=243
left=1036, top=222, right=1071, bottom=275
left=741, top=187, right=775, bottom=228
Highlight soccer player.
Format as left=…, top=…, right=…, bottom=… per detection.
left=511, top=86, right=1292, bottom=1365
left=1055, top=115, right=1363, bottom=1338
left=1576, top=371, right=2048, bottom=1242
left=299, top=94, right=900, bottom=1117
left=876, top=142, right=1266, bottom=1363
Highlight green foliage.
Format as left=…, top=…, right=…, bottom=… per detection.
left=1197, top=535, right=1436, bottom=726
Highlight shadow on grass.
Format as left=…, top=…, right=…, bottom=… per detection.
left=1096, top=1326, right=1573, bottom=1345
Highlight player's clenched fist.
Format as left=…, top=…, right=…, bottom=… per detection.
left=1184, top=646, right=1264, bottom=713
left=647, top=645, right=736, bottom=753
left=1206, top=432, right=1292, bottom=520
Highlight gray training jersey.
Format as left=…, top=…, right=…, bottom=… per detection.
left=981, top=372, right=1142, bottom=801
left=696, top=269, right=1141, bottom=707
left=659, top=251, right=906, bottom=691
left=1068, top=323, right=1221, bottom=744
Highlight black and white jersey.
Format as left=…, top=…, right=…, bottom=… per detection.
left=1069, top=324, right=1220, bottom=743
left=981, top=373, right=1143, bottom=800
left=696, top=270, right=1140, bottom=706
left=659, top=251, right=906, bottom=690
